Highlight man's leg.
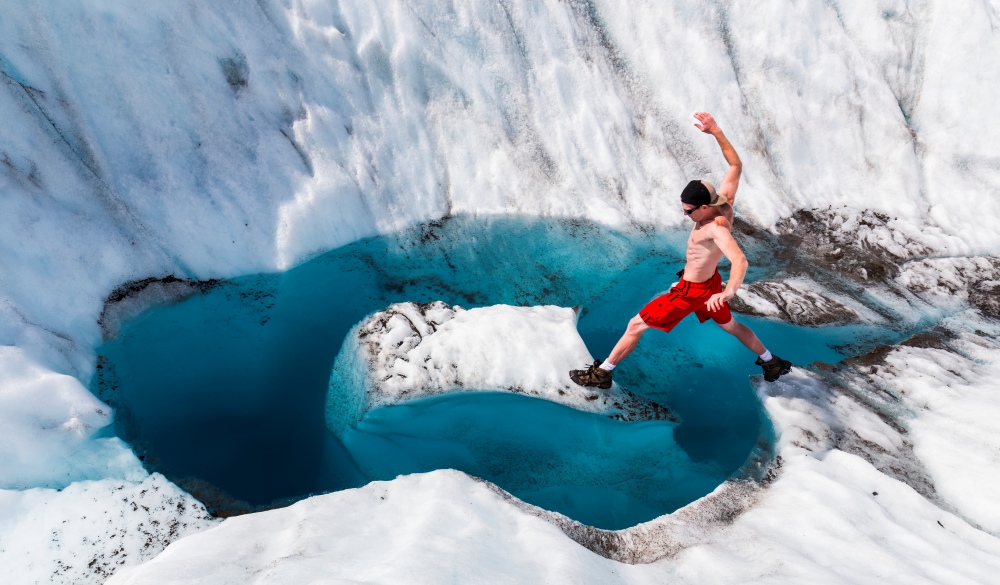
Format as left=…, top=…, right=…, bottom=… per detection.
left=717, top=317, right=792, bottom=381
left=716, top=317, right=765, bottom=354
left=569, top=314, right=651, bottom=388
left=605, top=314, right=651, bottom=366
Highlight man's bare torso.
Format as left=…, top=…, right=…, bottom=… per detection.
left=683, top=204, right=734, bottom=283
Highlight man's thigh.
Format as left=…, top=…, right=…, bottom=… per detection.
left=694, top=302, right=733, bottom=326
left=639, top=292, right=694, bottom=332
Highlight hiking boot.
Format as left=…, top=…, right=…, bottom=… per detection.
left=570, top=360, right=613, bottom=389
left=756, top=355, right=793, bottom=382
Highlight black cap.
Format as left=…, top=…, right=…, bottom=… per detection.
left=680, top=180, right=728, bottom=207
left=680, top=180, right=712, bottom=206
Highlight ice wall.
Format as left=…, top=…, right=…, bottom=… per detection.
left=3, top=0, right=997, bottom=406
left=4, top=1, right=1000, bottom=358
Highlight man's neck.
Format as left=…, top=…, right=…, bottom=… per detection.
left=695, top=208, right=722, bottom=227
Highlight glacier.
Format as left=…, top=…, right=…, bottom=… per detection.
left=2, top=0, right=1000, bottom=582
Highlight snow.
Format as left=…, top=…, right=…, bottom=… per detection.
left=105, top=471, right=657, bottom=585
left=732, top=277, right=874, bottom=325
left=0, top=474, right=217, bottom=585
left=107, top=367, right=1000, bottom=584
left=326, top=302, right=672, bottom=434
left=868, top=328, right=1000, bottom=535
left=897, top=257, right=1000, bottom=303
left=1, top=0, right=1000, bottom=582
left=0, top=346, right=143, bottom=490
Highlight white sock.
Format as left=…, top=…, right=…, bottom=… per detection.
left=758, top=350, right=773, bottom=362
left=599, top=361, right=616, bottom=371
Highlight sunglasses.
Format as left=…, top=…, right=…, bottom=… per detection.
left=683, top=205, right=702, bottom=215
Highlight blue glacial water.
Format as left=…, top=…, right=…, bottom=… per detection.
left=94, top=216, right=901, bottom=530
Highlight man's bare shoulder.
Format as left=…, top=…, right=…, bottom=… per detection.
left=719, top=203, right=734, bottom=222
left=711, top=215, right=732, bottom=231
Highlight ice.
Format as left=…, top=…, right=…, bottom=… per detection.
left=897, top=257, right=1000, bottom=303
left=732, top=277, right=875, bottom=325
left=0, top=346, right=143, bottom=490
left=0, top=474, right=217, bottom=585
left=326, top=302, right=673, bottom=435
left=107, top=370, right=1000, bottom=584
left=867, top=329, right=1000, bottom=534
left=2, top=0, right=997, bottom=324
left=106, top=471, right=655, bottom=585
left=1, top=0, right=1000, bottom=581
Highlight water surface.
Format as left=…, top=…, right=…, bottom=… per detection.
left=94, top=216, right=901, bottom=529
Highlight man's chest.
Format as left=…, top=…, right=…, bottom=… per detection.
left=687, top=226, right=718, bottom=251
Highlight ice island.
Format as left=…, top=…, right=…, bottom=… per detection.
left=325, top=301, right=676, bottom=435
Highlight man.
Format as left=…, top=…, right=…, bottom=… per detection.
left=570, top=112, right=792, bottom=389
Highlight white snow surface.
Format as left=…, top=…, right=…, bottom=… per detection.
left=0, top=474, right=217, bottom=585
left=897, top=256, right=1000, bottom=304
left=349, top=303, right=591, bottom=400
left=868, top=327, right=1000, bottom=535
left=0, top=346, right=144, bottom=490
left=107, top=471, right=656, bottom=585
left=326, top=302, right=670, bottom=434
left=2, top=0, right=1000, bottom=582
left=109, top=367, right=1000, bottom=584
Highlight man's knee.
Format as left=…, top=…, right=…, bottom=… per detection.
left=717, top=316, right=739, bottom=333
left=627, top=314, right=650, bottom=335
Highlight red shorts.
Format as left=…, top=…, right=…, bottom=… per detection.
left=639, top=270, right=733, bottom=332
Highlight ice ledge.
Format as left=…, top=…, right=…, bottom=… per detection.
left=730, top=277, right=870, bottom=325
left=325, top=302, right=674, bottom=434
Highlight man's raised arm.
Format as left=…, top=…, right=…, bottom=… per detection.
left=693, top=112, right=742, bottom=206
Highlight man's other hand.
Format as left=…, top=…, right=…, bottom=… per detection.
left=706, top=290, right=733, bottom=312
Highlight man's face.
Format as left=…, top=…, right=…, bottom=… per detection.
left=682, top=203, right=704, bottom=220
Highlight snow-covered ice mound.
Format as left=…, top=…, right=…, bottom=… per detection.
left=105, top=470, right=650, bottom=585
left=0, top=346, right=144, bottom=490
left=325, top=302, right=674, bottom=434
left=0, top=474, right=216, bottom=585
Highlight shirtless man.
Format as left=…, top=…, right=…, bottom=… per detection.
left=570, top=112, right=792, bottom=389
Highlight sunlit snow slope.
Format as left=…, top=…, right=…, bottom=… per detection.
left=3, top=0, right=1000, bottom=583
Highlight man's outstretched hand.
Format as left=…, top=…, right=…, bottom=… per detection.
left=693, top=111, right=721, bottom=135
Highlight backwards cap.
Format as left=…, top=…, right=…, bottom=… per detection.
left=680, top=180, right=729, bottom=207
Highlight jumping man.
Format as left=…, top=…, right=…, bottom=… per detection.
left=570, top=112, right=792, bottom=389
